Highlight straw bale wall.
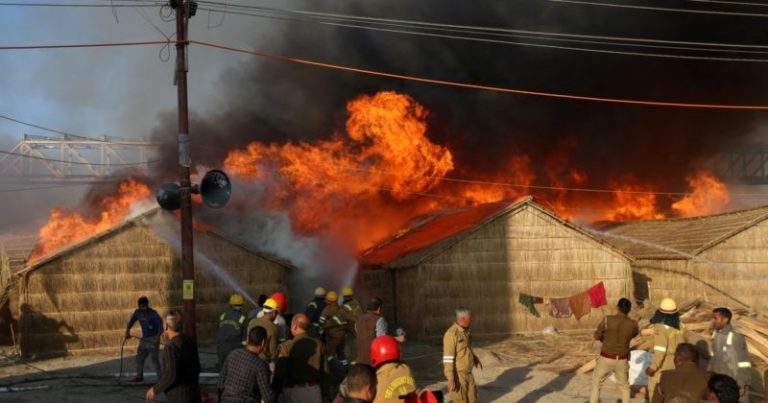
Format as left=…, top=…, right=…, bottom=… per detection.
left=631, top=259, right=701, bottom=306
left=381, top=205, right=632, bottom=339
left=357, top=269, right=395, bottom=324
left=18, top=223, right=287, bottom=358
left=694, top=220, right=768, bottom=311
left=629, top=221, right=768, bottom=312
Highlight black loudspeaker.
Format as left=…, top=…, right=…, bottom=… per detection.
left=156, top=169, right=232, bottom=211
left=156, top=183, right=181, bottom=211
left=199, top=169, right=231, bottom=208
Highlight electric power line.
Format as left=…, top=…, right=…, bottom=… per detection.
left=189, top=39, right=768, bottom=110
left=198, top=1, right=768, bottom=50
left=0, top=39, right=180, bottom=50
left=196, top=6, right=768, bottom=62
left=0, top=2, right=163, bottom=7
left=544, top=0, right=768, bottom=17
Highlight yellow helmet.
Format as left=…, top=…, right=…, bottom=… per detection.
left=262, top=298, right=280, bottom=313
left=314, top=287, right=327, bottom=297
left=229, top=294, right=244, bottom=306
left=326, top=291, right=338, bottom=303
left=659, top=298, right=678, bottom=314
left=342, top=287, right=353, bottom=297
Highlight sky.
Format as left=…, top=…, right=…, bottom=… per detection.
left=1, top=0, right=767, bottom=233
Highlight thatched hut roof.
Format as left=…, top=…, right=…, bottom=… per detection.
left=602, top=205, right=768, bottom=259
left=17, top=208, right=293, bottom=275
left=360, top=196, right=631, bottom=269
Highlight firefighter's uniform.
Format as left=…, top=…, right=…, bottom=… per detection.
left=341, top=295, right=362, bottom=363
left=443, top=322, right=477, bottom=403
left=374, top=362, right=416, bottom=403
left=216, top=307, right=246, bottom=367
left=648, top=322, right=686, bottom=402
left=320, top=302, right=348, bottom=365
left=709, top=324, right=752, bottom=402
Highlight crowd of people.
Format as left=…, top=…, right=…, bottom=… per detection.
left=591, top=298, right=753, bottom=403
left=123, top=292, right=755, bottom=403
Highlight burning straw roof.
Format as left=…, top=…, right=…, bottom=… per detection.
left=360, top=196, right=627, bottom=269
left=603, top=205, right=768, bottom=259
left=15, top=208, right=293, bottom=274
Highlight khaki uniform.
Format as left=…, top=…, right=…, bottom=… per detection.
left=590, top=313, right=639, bottom=403
left=648, top=323, right=686, bottom=402
left=273, top=333, right=327, bottom=402
left=320, top=304, right=347, bottom=363
left=443, top=322, right=477, bottom=403
left=709, top=325, right=752, bottom=403
left=247, top=316, right=279, bottom=363
left=374, top=362, right=417, bottom=403
left=651, top=362, right=712, bottom=403
left=341, top=299, right=362, bottom=363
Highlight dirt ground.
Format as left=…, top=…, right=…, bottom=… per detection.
left=0, top=333, right=750, bottom=402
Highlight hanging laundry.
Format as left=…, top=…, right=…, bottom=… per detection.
left=549, top=298, right=572, bottom=318
left=587, top=281, right=607, bottom=308
left=519, top=294, right=542, bottom=317
left=569, top=291, right=592, bottom=320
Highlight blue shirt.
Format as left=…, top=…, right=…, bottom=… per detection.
left=128, top=308, right=163, bottom=338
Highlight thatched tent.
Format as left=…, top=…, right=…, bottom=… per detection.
left=603, top=205, right=768, bottom=312
left=358, top=197, right=634, bottom=340
left=7, top=208, right=291, bottom=358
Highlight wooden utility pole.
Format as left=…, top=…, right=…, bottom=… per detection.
left=172, top=0, right=196, bottom=340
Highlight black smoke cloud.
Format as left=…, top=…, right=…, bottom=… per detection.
left=152, top=0, right=768, bottom=194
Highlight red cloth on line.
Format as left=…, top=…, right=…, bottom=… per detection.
left=587, top=281, right=607, bottom=308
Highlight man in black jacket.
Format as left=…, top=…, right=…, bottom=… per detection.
left=146, top=310, right=201, bottom=403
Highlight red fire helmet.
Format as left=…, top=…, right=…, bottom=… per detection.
left=403, top=390, right=439, bottom=403
left=270, top=292, right=287, bottom=313
left=370, top=335, right=400, bottom=367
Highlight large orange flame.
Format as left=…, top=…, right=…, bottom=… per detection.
left=671, top=171, right=731, bottom=217
left=30, top=179, right=151, bottom=260
left=600, top=182, right=665, bottom=222
left=29, top=92, right=738, bottom=258
left=225, top=91, right=454, bottom=249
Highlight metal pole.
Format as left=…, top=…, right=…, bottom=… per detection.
left=173, top=0, right=196, bottom=340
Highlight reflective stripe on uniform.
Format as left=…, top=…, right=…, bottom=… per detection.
left=319, top=317, right=326, bottom=323
left=308, top=302, right=317, bottom=308
left=220, top=313, right=226, bottom=321
left=654, top=345, right=667, bottom=352
left=344, top=305, right=353, bottom=311
left=738, top=361, right=752, bottom=368
left=726, top=332, right=733, bottom=346
left=443, top=355, right=454, bottom=363
left=333, top=316, right=345, bottom=325
left=238, top=315, right=245, bottom=324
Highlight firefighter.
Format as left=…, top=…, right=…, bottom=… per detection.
left=646, top=298, right=686, bottom=402
left=320, top=291, right=348, bottom=366
left=216, top=294, right=247, bottom=368
left=370, top=335, right=417, bottom=403
left=341, top=287, right=363, bottom=363
left=306, top=287, right=328, bottom=337
left=708, top=307, right=752, bottom=402
left=443, top=308, right=481, bottom=403
left=247, top=297, right=280, bottom=365
left=269, top=292, right=288, bottom=342
left=341, top=287, right=363, bottom=322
